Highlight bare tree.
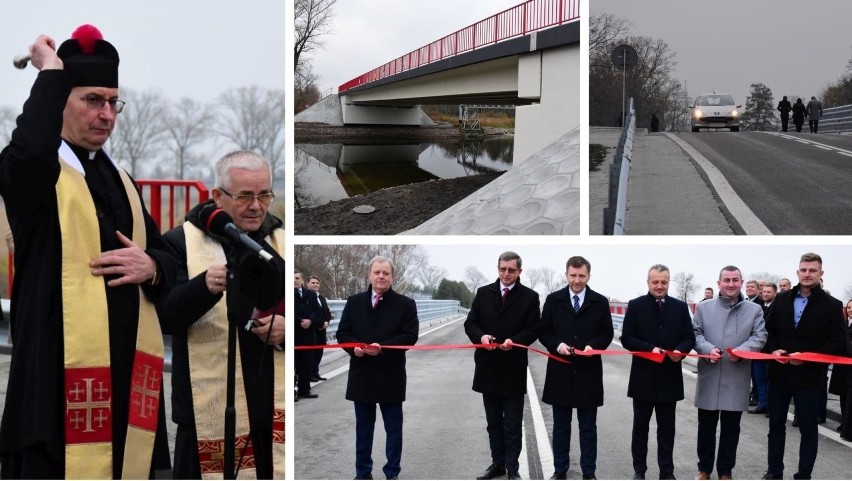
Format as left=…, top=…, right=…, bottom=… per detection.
left=590, top=12, right=632, bottom=52
left=525, top=267, right=546, bottom=291
left=0, top=105, right=17, bottom=146
left=540, top=267, right=562, bottom=294
left=216, top=86, right=286, bottom=183
left=107, top=88, right=168, bottom=176
left=295, top=0, right=338, bottom=73
left=418, top=264, right=448, bottom=296
left=843, top=285, right=852, bottom=302
left=163, top=97, right=213, bottom=179
left=748, top=272, right=781, bottom=286
left=465, top=266, right=488, bottom=293
left=672, top=272, right=698, bottom=302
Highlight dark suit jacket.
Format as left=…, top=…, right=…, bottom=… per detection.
left=764, top=284, right=846, bottom=389
left=336, top=287, right=419, bottom=403
left=620, top=294, right=695, bottom=403
left=295, top=287, right=321, bottom=346
left=539, top=286, right=614, bottom=408
left=464, top=279, right=541, bottom=397
left=315, top=293, right=332, bottom=344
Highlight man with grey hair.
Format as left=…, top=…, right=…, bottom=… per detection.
left=157, top=149, right=286, bottom=477
left=621, top=264, right=695, bottom=480
left=466, top=251, right=541, bottom=480
left=336, top=255, right=419, bottom=480
left=692, top=265, right=766, bottom=481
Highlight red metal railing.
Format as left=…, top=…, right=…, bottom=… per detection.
left=338, top=0, right=578, bottom=93
left=6, top=180, right=209, bottom=296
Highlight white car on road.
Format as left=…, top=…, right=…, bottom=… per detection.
left=690, top=93, right=741, bottom=132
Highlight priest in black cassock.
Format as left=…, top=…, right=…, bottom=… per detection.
left=0, top=25, right=178, bottom=479
left=156, top=151, right=286, bottom=479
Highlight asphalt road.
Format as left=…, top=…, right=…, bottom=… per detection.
left=673, top=131, right=852, bottom=234
left=295, top=318, right=852, bottom=480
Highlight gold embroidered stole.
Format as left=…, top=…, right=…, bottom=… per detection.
left=185, top=224, right=285, bottom=479
left=56, top=155, right=164, bottom=480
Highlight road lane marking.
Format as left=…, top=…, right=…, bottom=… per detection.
left=527, top=367, right=552, bottom=478
left=664, top=133, right=773, bottom=235
left=763, top=132, right=852, bottom=155
left=838, top=152, right=852, bottom=158
left=815, top=145, right=833, bottom=150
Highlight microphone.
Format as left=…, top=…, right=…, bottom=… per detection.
left=199, top=205, right=274, bottom=263
left=13, top=55, right=30, bottom=69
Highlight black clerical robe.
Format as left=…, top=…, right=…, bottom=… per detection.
left=0, top=69, right=177, bottom=478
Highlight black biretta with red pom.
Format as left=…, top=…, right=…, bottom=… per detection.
left=56, top=24, right=119, bottom=88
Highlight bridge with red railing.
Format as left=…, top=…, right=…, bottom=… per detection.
left=338, top=0, right=578, bottom=94
left=333, top=0, right=580, bottom=165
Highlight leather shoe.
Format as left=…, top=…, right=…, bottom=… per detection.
left=749, top=407, right=768, bottom=414
left=310, top=376, right=322, bottom=382
left=386, top=477, right=398, bottom=480
left=317, top=376, right=328, bottom=381
left=719, top=476, right=732, bottom=480
left=695, top=472, right=710, bottom=480
left=761, top=471, right=782, bottom=480
left=476, top=464, right=506, bottom=480
left=582, top=475, right=596, bottom=480
left=660, top=474, right=676, bottom=480
left=354, top=475, right=373, bottom=480
left=633, top=473, right=645, bottom=480
left=507, top=472, right=521, bottom=480
left=298, top=392, right=319, bottom=399
left=549, top=473, right=566, bottom=480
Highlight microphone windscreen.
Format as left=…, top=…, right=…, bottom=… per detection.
left=198, top=204, right=233, bottom=236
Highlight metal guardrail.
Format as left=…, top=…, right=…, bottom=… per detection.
left=325, top=298, right=466, bottom=342
left=338, top=0, right=578, bottom=93
left=603, top=98, right=636, bottom=235
left=818, top=103, right=852, bottom=133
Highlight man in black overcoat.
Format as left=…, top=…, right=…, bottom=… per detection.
left=295, top=270, right=322, bottom=399
left=465, top=251, right=541, bottom=481
left=307, top=275, right=332, bottom=381
left=336, top=256, right=419, bottom=480
left=620, top=264, right=695, bottom=480
left=538, top=256, right=613, bottom=480
left=762, top=253, right=846, bottom=480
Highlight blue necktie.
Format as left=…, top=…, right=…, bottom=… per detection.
left=573, top=295, right=580, bottom=313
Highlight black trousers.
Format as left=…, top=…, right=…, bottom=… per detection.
left=482, top=393, right=525, bottom=472
left=295, top=350, right=313, bottom=393
left=780, top=114, right=789, bottom=132
left=696, top=409, right=742, bottom=477
left=631, top=399, right=676, bottom=476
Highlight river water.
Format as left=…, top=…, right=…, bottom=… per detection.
left=294, top=137, right=514, bottom=209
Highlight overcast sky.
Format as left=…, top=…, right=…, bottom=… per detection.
left=591, top=0, right=852, bottom=107
left=419, top=243, right=852, bottom=303
left=309, top=0, right=525, bottom=94
left=0, top=0, right=284, bottom=111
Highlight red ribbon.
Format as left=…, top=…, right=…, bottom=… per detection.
left=295, top=343, right=852, bottom=366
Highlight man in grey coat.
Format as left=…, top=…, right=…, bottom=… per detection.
left=692, top=265, right=767, bottom=480
left=806, top=96, right=823, bottom=133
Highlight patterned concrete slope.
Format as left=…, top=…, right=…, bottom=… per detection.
left=402, top=128, right=579, bottom=235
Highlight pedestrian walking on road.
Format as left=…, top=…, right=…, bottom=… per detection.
left=792, top=98, right=807, bottom=132
left=806, top=96, right=823, bottom=133
left=777, top=96, right=792, bottom=132
left=465, top=251, right=541, bottom=481
left=620, top=264, right=695, bottom=481
left=538, top=256, right=614, bottom=481
left=692, top=265, right=767, bottom=481
left=650, top=113, right=660, bottom=133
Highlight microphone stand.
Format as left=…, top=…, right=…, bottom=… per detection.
left=223, top=247, right=241, bottom=480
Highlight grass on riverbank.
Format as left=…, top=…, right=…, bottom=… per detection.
left=422, top=107, right=515, bottom=128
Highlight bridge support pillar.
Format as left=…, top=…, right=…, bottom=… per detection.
left=340, top=96, right=421, bottom=125
left=514, top=45, right=579, bottom=165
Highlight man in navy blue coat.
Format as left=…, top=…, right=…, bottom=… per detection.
left=538, top=256, right=613, bottom=481
left=621, top=264, right=695, bottom=480
left=336, top=256, right=419, bottom=481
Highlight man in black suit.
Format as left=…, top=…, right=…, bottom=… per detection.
left=307, top=275, right=332, bottom=382
left=762, top=253, right=846, bottom=480
left=620, top=264, right=695, bottom=480
left=538, top=256, right=614, bottom=481
left=294, top=270, right=321, bottom=400
left=465, top=251, right=541, bottom=481
left=336, top=256, right=419, bottom=481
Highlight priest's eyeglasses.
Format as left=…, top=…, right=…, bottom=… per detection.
left=81, top=94, right=126, bottom=113
left=219, top=188, right=275, bottom=206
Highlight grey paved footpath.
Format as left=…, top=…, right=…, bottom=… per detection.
left=590, top=127, right=734, bottom=235
left=404, top=128, right=579, bottom=235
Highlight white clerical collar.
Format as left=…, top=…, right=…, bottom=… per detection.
left=58, top=140, right=120, bottom=175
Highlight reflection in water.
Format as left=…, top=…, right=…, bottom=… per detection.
left=294, top=137, right=514, bottom=209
